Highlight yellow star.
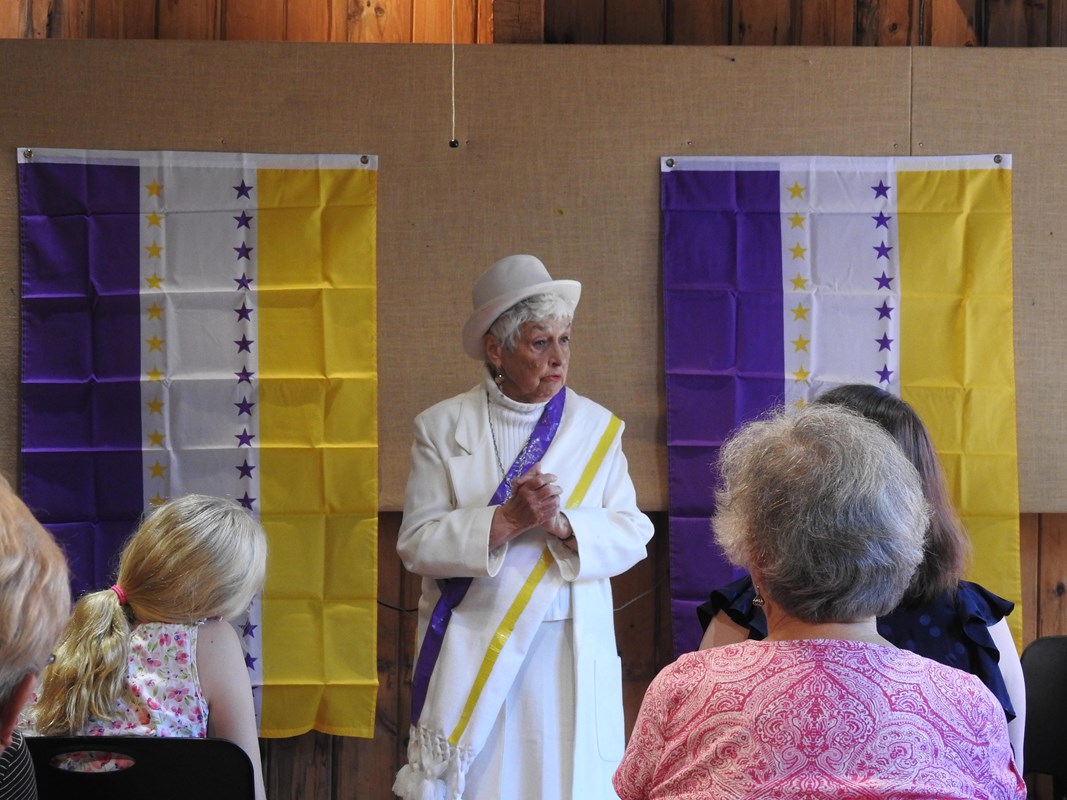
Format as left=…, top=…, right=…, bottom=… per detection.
left=145, top=303, right=163, bottom=320
left=149, top=493, right=168, bottom=507
left=146, top=397, right=164, bottom=415
left=787, top=212, right=805, bottom=229
left=791, top=303, right=809, bottom=321
left=145, top=273, right=163, bottom=289
left=145, top=242, right=163, bottom=259
left=791, top=334, right=810, bottom=352
left=146, top=367, right=164, bottom=382
left=787, top=181, right=805, bottom=199
left=792, top=397, right=808, bottom=409
left=147, top=430, right=165, bottom=448
left=148, top=461, right=167, bottom=479
left=146, top=335, right=165, bottom=352
left=146, top=180, right=163, bottom=198
left=792, top=365, right=811, bottom=383
left=145, top=212, right=163, bottom=227
left=789, top=273, right=808, bottom=291
left=788, top=243, right=807, bottom=261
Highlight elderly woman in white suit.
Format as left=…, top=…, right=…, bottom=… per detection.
left=393, top=254, right=654, bottom=800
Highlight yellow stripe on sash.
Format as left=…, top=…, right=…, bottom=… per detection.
left=448, top=413, right=622, bottom=744
left=566, top=415, right=620, bottom=510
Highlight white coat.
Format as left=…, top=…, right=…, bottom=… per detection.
left=397, top=383, right=654, bottom=799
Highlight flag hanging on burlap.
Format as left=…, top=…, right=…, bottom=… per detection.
left=662, top=154, right=1018, bottom=656
left=18, top=148, right=379, bottom=737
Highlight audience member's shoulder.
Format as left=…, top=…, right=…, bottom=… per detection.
left=955, top=579, right=1014, bottom=620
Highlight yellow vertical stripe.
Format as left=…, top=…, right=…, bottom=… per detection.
left=256, top=168, right=379, bottom=737
left=448, top=412, right=622, bottom=743
left=897, top=166, right=1019, bottom=642
left=566, top=415, right=621, bottom=510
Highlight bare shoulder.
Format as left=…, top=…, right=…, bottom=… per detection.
left=196, top=620, right=248, bottom=699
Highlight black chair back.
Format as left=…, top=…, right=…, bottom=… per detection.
left=1022, top=635, right=1067, bottom=799
left=26, top=735, right=255, bottom=800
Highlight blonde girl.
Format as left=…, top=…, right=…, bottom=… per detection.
left=28, top=495, right=267, bottom=800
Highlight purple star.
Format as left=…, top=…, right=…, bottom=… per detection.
left=234, top=273, right=253, bottom=290
left=244, top=652, right=258, bottom=670
left=874, top=271, right=894, bottom=290
left=241, top=620, right=258, bottom=638
left=872, top=180, right=891, bottom=199
left=237, top=491, right=256, bottom=510
left=876, top=300, right=894, bottom=320
left=876, top=365, right=893, bottom=384
left=235, top=398, right=255, bottom=416
left=876, top=333, right=894, bottom=351
left=874, top=241, right=893, bottom=259
left=235, top=334, right=254, bottom=353
left=234, top=242, right=253, bottom=260
left=235, top=303, right=253, bottom=321
left=236, top=459, right=255, bottom=478
left=234, top=180, right=253, bottom=199
left=235, top=428, right=256, bottom=447
left=234, top=211, right=253, bottom=229
left=235, top=366, right=255, bottom=383
left=872, top=211, right=892, bottom=229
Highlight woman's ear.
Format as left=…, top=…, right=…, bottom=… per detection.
left=483, top=334, right=501, bottom=368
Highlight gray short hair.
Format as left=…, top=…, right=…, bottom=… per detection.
left=0, top=475, right=70, bottom=706
left=713, top=404, right=929, bottom=623
left=487, top=292, right=575, bottom=352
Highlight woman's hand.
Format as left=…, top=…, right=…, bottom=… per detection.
left=544, top=511, right=578, bottom=551
left=489, top=463, right=561, bottom=549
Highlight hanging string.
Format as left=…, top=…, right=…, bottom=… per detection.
left=448, top=0, right=459, bottom=148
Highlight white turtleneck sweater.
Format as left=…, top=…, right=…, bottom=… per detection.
left=484, top=376, right=572, bottom=621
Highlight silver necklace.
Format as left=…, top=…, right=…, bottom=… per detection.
left=486, top=390, right=536, bottom=500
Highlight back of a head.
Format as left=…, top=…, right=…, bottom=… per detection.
left=0, top=475, right=70, bottom=705
left=814, top=383, right=970, bottom=600
left=32, top=494, right=267, bottom=735
left=119, top=494, right=268, bottom=623
left=713, top=405, right=930, bottom=623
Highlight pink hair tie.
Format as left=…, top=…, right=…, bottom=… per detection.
left=110, top=585, right=127, bottom=606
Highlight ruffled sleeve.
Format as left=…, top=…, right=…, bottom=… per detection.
left=876, top=580, right=1016, bottom=722
left=695, top=575, right=768, bottom=639
left=954, top=580, right=1016, bottom=721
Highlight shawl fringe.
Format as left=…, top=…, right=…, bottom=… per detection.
left=393, top=724, right=474, bottom=800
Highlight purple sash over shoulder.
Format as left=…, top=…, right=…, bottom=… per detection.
left=409, top=387, right=566, bottom=725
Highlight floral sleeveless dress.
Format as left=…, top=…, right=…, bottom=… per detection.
left=80, top=620, right=209, bottom=737
left=23, top=621, right=209, bottom=773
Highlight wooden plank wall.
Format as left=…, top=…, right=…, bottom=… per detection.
left=0, top=0, right=494, bottom=42
left=5, top=0, right=1067, bottom=45
left=2, top=2, right=1065, bottom=798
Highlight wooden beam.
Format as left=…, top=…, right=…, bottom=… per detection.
left=493, top=0, right=543, bottom=43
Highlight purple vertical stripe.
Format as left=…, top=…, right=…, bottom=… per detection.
left=19, top=160, right=145, bottom=596
left=662, top=168, right=785, bottom=654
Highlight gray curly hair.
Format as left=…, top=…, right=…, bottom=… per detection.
left=713, top=404, right=929, bottom=623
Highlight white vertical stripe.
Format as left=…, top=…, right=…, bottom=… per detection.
left=139, top=154, right=263, bottom=714
left=778, top=158, right=902, bottom=406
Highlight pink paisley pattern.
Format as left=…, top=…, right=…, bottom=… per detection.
left=614, top=640, right=1026, bottom=800
left=80, top=621, right=208, bottom=739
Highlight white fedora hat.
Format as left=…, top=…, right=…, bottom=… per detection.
left=461, top=254, right=581, bottom=360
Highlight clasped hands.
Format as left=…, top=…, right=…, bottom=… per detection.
left=489, top=463, right=576, bottom=551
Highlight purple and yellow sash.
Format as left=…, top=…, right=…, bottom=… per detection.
left=408, top=387, right=566, bottom=725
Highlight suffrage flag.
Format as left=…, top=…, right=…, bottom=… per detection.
left=662, top=155, right=1018, bottom=655
left=18, top=148, right=379, bottom=737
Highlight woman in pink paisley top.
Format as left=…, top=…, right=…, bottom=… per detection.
left=25, top=495, right=267, bottom=800
left=613, top=405, right=1025, bottom=800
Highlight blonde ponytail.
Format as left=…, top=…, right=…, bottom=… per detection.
left=32, top=588, right=132, bottom=735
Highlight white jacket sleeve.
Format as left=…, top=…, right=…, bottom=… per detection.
left=396, top=409, right=505, bottom=579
